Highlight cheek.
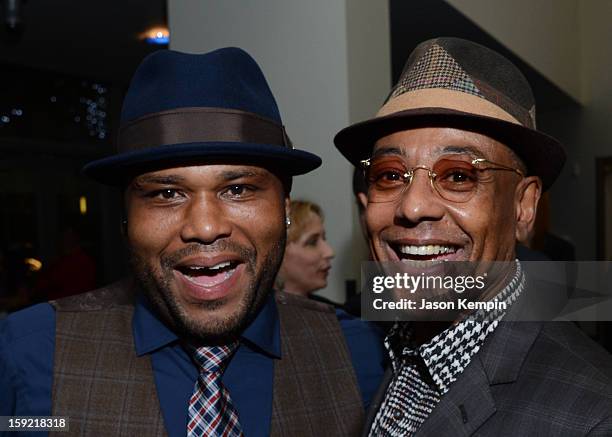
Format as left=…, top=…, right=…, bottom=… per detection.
left=365, top=203, right=394, bottom=237
left=446, top=204, right=487, bottom=236
left=127, top=205, right=182, bottom=256
left=284, top=248, right=321, bottom=275
left=302, top=251, right=323, bottom=268
left=483, top=185, right=517, bottom=234
left=447, top=189, right=516, bottom=248
left=254, top=221, right=284, bottom=256
left=231, top=202, right=285, bottom=255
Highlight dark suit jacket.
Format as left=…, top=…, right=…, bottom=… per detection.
left=363, top=321, right=612, bottom=436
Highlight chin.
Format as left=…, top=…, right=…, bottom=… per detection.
left=168, top=288, right=258, bottom=342
left=309, top=279, right=327, bottom=293
left=137, top=268, right=261, bottom=343
left=185, top=306, right=249, bottom=340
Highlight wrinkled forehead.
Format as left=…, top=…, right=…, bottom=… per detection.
left=123, top=158, right=291, bottom=191
left=371, top=126, right=514, bottom=163
left=131, top=163, right=271, bottom=183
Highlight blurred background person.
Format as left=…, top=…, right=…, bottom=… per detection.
left=276, top=200, right=339, bottom=306
left=34, top=220, right=96, bottom=301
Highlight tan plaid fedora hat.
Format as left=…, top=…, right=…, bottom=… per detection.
left=334, top=37, right=566, bottom=190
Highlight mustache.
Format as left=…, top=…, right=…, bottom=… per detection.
left=381, top=226, right=463, bottom=242
left=160, top=241, right=256, bottom=269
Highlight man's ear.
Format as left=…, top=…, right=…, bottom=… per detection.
left=515, top=176, right=542, bottom=243
left=357, top=192, right=368, bottom=210
left=284, top=197, right=291, bottom=225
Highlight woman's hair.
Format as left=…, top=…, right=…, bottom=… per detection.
left=287, top=200, right=323, bottom=243
left=275, top=200, right=324, bottom=292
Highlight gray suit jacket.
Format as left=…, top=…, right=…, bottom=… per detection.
left=363, top=321, right=612, bottom=436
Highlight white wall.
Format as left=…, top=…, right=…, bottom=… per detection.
left=446, top=0, right=582, bottom=103
left=168, top=0, right=390, bottom=300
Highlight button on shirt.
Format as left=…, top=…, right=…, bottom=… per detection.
left=0, top=292, right=386, bottom=437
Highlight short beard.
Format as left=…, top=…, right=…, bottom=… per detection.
left=129, top=237, right=285, bottom=345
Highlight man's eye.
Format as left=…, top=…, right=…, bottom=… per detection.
left=444, top=170, right=476, bottom=183
left=230, top=185, right=245, bottom=195
left=382, top=171, right=403, bottom=181
left=223, top=184, right=255, bottom=198
left=369, top=169, right=404, bottom=184
left=436, top=168, right=479, bottom=193
left=149, top=189, right=180, bottom=199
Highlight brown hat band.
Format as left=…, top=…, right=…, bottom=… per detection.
left=118, top=107, right=292, bottom=152
left=377, top=89, right=522, bottom=126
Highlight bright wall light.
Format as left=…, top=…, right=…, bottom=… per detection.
left=141, top=27, right=170, bottom=45
left=25, top=257, right=42, bottom=272
left=79, top=196, right=87, bottom=215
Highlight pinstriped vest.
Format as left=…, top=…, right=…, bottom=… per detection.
left=49, top=281, right=364, bottom=436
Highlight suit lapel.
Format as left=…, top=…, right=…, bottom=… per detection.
left=417, top=320, right=543, bottom=436
left=361, top=319, right=544, bottom=436
left=416, top=357, right=495, bottom=436
left=477, top=321, right=543, bottom=384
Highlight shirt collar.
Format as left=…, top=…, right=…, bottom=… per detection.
left=133, top=291, right=281, bottom=358
left=385, top=260, right=526, bottom=394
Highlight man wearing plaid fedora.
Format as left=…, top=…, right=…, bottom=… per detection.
left=0, top=48, right=386, bottom=436
left=335, top=37, right=612, bottom=436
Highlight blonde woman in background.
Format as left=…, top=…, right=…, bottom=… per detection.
left=276, top=200, right=338, bottom=305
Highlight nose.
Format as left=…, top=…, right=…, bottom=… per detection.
left=180, top=195, right=232, bottom=244
left=395, top=169, right=445, bottom=224
left=321, top=239, right=335, bottom=260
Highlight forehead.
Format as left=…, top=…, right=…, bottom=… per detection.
left=372, top=126, right=511, bottom=160
left=301, top=211, right=323, bottom=229
left=130, top=163, right=280, bottom=185
left=290, top=211, right=324, bottom=241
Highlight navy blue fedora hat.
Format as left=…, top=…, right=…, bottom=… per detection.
left=83, top=47, right=321, bottom=185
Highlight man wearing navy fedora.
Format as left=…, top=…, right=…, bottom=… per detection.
left=0, top=48, right=385, bottom=436
left=334, top=37, right=612, bottom=436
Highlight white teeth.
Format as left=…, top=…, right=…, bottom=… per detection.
left=186, top=261, right=233, bottom=272
left=208, top=261, right=232, bottom=271
left=399, top=245, right=456, bottom=256
left=401, top=258, right=446, bottom=267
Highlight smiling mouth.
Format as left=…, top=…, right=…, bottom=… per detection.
left=176, top=260, right=241, bottom=288
left=392, top=244, right=460, bottom=264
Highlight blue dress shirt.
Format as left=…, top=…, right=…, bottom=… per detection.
left=0, top=292, right=385, bottom=437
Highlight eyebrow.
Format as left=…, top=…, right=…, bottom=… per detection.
left=132, top=168, right=266, bottom=187
left=372, top=145, right=486, bottom=160
left=133, top=174, right=186, bottom=186
left=219, top=169, right=265, bottom=181
left=371, top=146, right=403, bottom=158
left=303, top=231, right=322, bottom=241
left=439, top=145, right=485, bottom=159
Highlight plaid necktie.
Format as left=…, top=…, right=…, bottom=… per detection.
left=187, top=343, right=244, bottom=437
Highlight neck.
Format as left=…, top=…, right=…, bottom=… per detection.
left=411, top=321, right=452, bottom=345
left=411, top=259, right=521, bottom=345
left=282, top=287, right=311, bottom=298
left=478, top=259, right=518, bottom=302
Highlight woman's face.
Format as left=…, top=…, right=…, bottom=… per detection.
left=279, top=212, right=334, bottom=295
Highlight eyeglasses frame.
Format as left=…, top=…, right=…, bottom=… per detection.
left=360, top=156, right=525, bottom=203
